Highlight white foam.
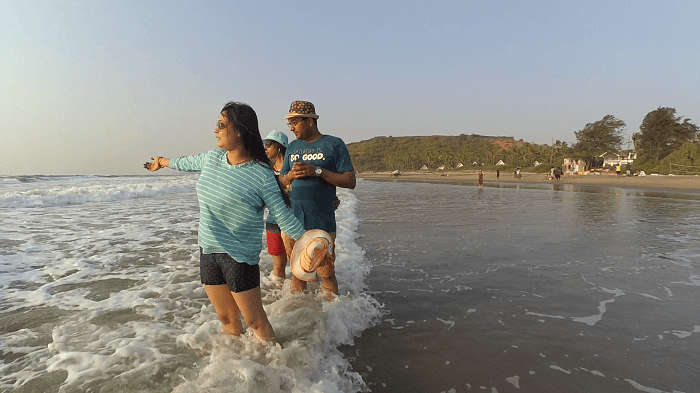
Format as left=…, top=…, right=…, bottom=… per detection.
left=0, top=175, right=197, bottom=209
left=625, top=378, right=686, bottom=393
left=526, top=312, right=567, bottom=320
left=549, top=365, right=571, bottom=374
left=638, top=293, right=663, bottom=301
left=437, top=318, right=456, bottom=330
left=671, top=275, right=700, bottom=287
left=505, top=375, right=520, bottom=389
left=661, top=286, right=674, bottom=297
left=526, top=286, right=625, bottom=327
left=0, top=177, right=382, bottom=392
left=662, top=326, right=700, bottom=339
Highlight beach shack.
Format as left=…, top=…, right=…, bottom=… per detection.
left=496, top=160, right=505, bottom=166
left=420, top=164, right=428, bottom=170
left=601, top=151, right=637, bottom=168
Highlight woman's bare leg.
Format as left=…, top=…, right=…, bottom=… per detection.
left=231, top=287, right=276, bottom=342
left=204, top=284, right=244, bottom=335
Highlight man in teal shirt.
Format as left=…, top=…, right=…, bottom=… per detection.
left=280, top=101, right=356, bottom=296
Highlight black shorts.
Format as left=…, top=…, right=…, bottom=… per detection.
left=199, top=248, right=260, bottom=293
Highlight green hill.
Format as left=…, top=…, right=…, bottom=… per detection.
left=347, top=134, right=558, bottom=172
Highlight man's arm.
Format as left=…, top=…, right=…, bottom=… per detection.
left=320, top=168, right=355, bottom=189
left=285, top=162, right=355, bottom=189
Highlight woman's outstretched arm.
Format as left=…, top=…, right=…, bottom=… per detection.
left=144, top=156, right=170, bottom=171
left=144, top=152, right=206, bottom=172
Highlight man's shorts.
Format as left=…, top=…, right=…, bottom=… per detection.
left=266, top=223, right=286, bottom=256
left=199, top=248, right=260, bottom=293
left=290, top=200, right=336, bottom=233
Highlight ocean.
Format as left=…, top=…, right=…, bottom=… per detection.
left=1, top=176, right=699, bottom=393
left=347, top=180, right=700, bottom=393
left=0, top=174, right=381, bottom=393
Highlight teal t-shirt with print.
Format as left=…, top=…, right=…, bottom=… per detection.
left=281, top=134, right=354, bottom=232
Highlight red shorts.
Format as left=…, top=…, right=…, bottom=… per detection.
left=266, top=231, right=286, bottom=256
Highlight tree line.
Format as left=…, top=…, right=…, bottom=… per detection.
left=347, top=107, right=699, bottom=174
left=572, top=107, right=698, bottom=173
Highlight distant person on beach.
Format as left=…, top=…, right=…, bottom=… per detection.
left=626, top=163, right=631, bottom=177
left=279, top=100, right=356, bottom=297
left=616, top=164, right=622, bottom=176
left=263, top=130, right=290, bottom=280
left=144, top=102, right=324, bottom=342
left=478, top=169, right=484, bottom=187
left=496, top=169, right=500, bottom=179
left=554, top=167, right=561, bottom=182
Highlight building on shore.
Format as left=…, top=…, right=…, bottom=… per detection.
left=601, top=151, right=637, bottom=168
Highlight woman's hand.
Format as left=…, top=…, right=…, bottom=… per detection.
left=144, top=156, right=168, bottom=171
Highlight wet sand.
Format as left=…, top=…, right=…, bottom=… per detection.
left=344, top=180, right=700, bottom=393
left=358, top=171, right=700, bottom=192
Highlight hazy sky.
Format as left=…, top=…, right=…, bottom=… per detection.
left=2, top=1, right=699, bottom=175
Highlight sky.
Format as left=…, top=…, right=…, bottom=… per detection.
left=1, top=0, right=699, bottom=175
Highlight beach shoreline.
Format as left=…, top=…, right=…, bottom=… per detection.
left=357, top=171, right=700, bottom=192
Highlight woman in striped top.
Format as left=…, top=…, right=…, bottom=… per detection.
left=144, top=102, right=307, bottom=342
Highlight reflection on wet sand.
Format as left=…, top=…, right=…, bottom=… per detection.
left=346, top=179, right=700, bottom=393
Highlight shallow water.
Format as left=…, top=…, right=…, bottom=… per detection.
left=0, top=175, right=380, bottom=393
left=3, top=175, right=699, bottom=393
left=346, top=180, right=700, bottom=393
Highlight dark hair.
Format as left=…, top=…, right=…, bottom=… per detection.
left=221, top=101, right=290, bottom=206
left=269, top=141, right=286, bottom=158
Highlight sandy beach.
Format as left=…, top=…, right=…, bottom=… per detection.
left=358, top=170, right=700, bottom=191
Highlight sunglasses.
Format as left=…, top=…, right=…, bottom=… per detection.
left=287, top=117, right=306, bottom=127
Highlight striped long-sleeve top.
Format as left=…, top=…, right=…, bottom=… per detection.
left=170, top=149, right=305, bottom=265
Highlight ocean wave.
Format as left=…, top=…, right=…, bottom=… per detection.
left=0, top=176, right=197, bottom=209
left=0, top=185, right=382, bottom=392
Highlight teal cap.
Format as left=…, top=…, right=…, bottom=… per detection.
left=263, top=130, right=288, bottom=149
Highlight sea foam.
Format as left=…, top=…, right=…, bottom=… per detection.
left=0, top=176, right=381, bottom=392
left=0, top=175, right=197, bottom=209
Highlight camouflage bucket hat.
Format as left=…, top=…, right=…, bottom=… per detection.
left=284, top=100, right=319, bottom=119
